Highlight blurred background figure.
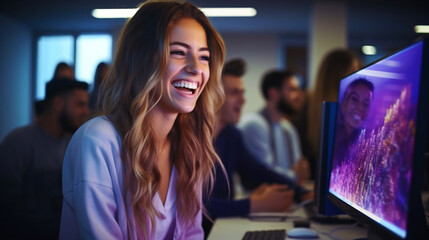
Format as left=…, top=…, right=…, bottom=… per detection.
left=239, top=70, right=311, bottom=185
left=0, top=77, right=89, bottom=239
left=333, top=78, right=373, bottom=166
left=35, top=62, right=76, bottom=119
left=205, top=58, right=311, bottom=236
left=306, top=48, right=361, bottom=167
left=53, top=62, right=75, bottom=79
left=89, top=62, right=110, bottom=113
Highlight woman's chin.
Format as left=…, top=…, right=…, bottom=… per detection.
left=177, top=104, right=196, bottom=114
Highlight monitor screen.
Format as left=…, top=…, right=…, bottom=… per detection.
left=328, top=39, right=428, bottom=239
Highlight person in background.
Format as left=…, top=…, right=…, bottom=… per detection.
left=0, top=77, right=89, bottom=239
left=35, top=62, right=76, bottom=118
left=89, top=62, right=110, bottom=113
left=59, top=1, right=225, bottom=239
left=306, top=48, right=361, bottom=164
left=239, top=70, right=311, bottom=185
left=204, top=59, right=313, bottom=237
left=332, top=78, right=373, bottom=166
left=289, top=77, right=314, bottom=179
left=53, top=62, right=75, bottom=79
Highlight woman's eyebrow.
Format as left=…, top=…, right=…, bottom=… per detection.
left=348, top=91, right=359, bottom=98
left=170, top=41, right=210, bottom=52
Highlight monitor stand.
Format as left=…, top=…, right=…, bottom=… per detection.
left=310, top=215, right=356, bottom=225
left=352, top=228, right=393, bottom=240
left=303, top=199, right=356, bottom=225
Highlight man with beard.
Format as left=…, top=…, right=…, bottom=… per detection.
left=204, top=60, right=312, bottom=236
left=0, top=77, right=89, bottom=239
left=239, top=70, right=310, bottom=185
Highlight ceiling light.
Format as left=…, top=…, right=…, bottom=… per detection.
left=414, top=25, right=429, bottom=33
left=92, top=7, right=257, bottom=19
left=362, top=45, right=377, bottom=55
left=200, top=8, right=257, bottom=17
left=92, top=9, right=137, bottom=18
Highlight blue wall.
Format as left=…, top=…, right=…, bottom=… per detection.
left=0, top=14, right=32, bottom=142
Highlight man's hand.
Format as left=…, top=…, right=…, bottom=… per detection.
left=293, top=157, right=310, bottom=185
left=250, top=184, right=294, bottom=213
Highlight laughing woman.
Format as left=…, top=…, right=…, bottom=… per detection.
left=59, top=1, right=225, bottom=239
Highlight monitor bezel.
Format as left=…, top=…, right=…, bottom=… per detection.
left=327, top=37, right=429, bottom=239
left=314, top=101, right=344, bottom=216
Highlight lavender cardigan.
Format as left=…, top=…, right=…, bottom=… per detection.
left=60, top=116, right=203, bottom=240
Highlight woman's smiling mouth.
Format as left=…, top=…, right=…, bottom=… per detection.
left=172, top=80, right=198, bottom=95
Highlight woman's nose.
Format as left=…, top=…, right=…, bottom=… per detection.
left=185, top=54, right=202, bottom=75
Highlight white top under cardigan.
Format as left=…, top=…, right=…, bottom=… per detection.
left=59, top=116, right=204, bottom=240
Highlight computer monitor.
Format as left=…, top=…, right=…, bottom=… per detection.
left=314, top=101, right=344, bottom=216
left=328, top=38, right=429, bottom=239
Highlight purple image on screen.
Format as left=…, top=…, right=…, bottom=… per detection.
left=329, top=42, right=423, bottom=234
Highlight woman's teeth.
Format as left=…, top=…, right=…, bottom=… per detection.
left=172, top=81, right=197, bottom=90
left=352, top=114, right=362, bottom=121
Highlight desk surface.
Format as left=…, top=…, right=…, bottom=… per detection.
left=207, top=207, right=367, bottom=240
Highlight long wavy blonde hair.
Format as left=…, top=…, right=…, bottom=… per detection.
left=98, top=1, right=225, bottom=238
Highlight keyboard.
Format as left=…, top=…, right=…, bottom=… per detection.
left=242, top=229, right=286, bottom=240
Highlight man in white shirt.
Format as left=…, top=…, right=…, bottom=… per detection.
left=238, top=70, right=310, bottom=184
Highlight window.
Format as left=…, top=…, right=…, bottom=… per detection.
left=76, top=34, right=112, bottom=85
left=36, top=35, right=74, bottom=100
left=36, top=34, right=112, bottom=100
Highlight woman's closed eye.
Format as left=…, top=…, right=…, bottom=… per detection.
left=200, top=55, right=210, bottom=62
left=171, top=50, right=185, bottom=56
left=170, top=49, right=210, bottom=62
